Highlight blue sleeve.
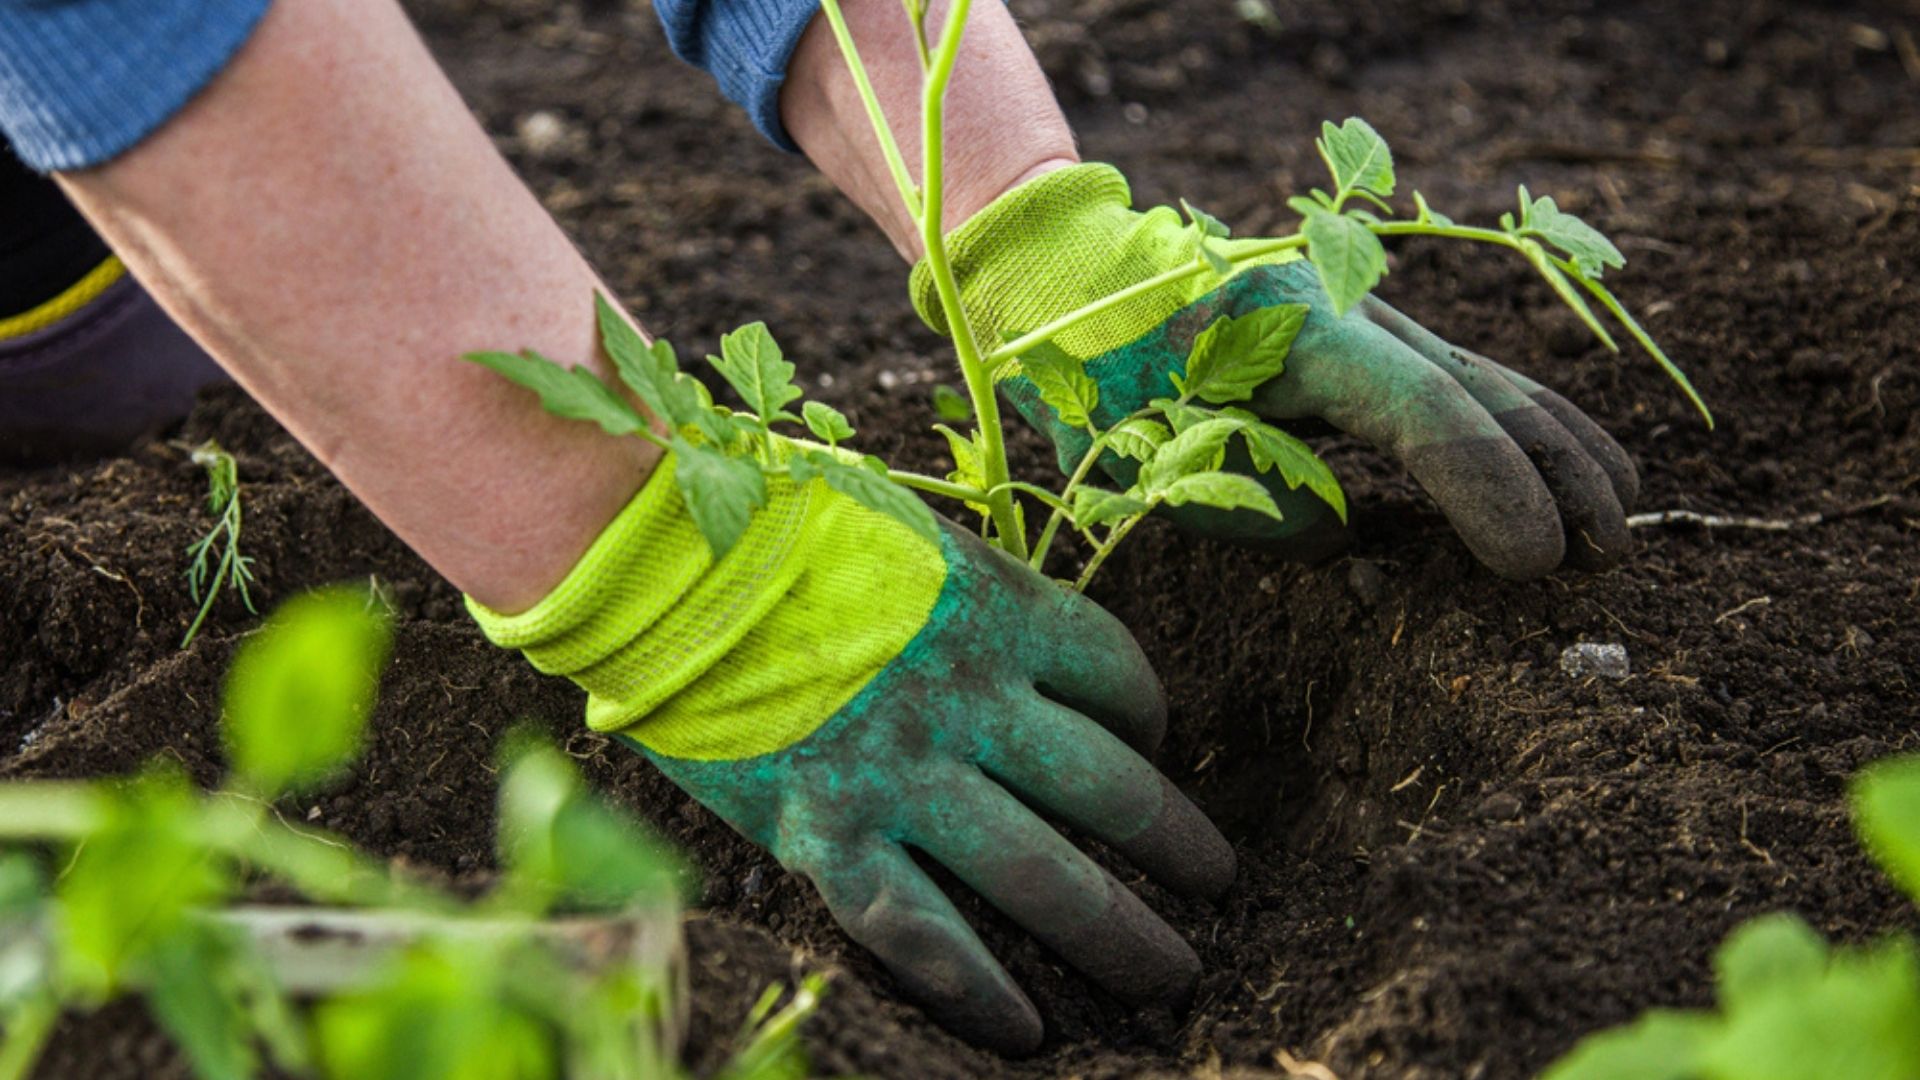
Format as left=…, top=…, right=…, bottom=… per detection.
left=0, top=0, right=272, bottom=171
left=653, top=0, right=821, bottom=152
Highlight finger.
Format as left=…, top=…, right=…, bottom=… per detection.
left=789, top=837, right=1044, bottom=1056
left=908, top=768, right=1203, bottom=1008
left=1481, top=367, right=1640, bottom=512
left=1358, top=298, right=1630, bottom=568
left=954, top=521, right=1167, bottom=756
left=975, top=695, right=1235, bottom=900
left=1248, top=294, right=1566, bottom=579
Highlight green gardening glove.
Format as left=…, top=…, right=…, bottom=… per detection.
left=469, top=449, right=1234, bottom=1056
left=911, top=164, right=1641, bottom=578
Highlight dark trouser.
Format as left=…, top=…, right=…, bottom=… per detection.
left=0, top=148, right=229, bottom=466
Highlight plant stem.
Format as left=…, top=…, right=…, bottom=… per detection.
left=982, top=480, right=1070, bottom=513
left=814, top=0, right=921, bottom=220
left=1029, top=428, right=1111, bottom=570
left=1073, top=514, right=1145, bottom=591
left=917, top=0, right=1025, bottom=556
left=887, top=469, right=985, bottom=505
left=985, top=235, right=1308, bottom=369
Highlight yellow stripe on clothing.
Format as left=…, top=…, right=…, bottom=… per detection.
left=0, top=255, right=125, bottom=341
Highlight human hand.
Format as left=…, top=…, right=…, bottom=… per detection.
left=470, top=450, right=1234, bottom=1055
left=912, top=164, right=1640, bottom=578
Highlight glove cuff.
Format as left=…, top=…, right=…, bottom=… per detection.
left=467, top=449, right=947, bottom=761
left=909, top=162, right=1200, bottom=370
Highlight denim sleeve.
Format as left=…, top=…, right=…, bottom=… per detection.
left=0, top=0, right=273, bottom=171
left=653, top=0, right=822, bottom=151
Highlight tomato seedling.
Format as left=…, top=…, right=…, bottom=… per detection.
left=474, top=1, right=1707, bottom=591
left=180, top=439, right=259, bottom=648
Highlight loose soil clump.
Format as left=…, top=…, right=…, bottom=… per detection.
left=5, top=0, right=1917, bottom=1076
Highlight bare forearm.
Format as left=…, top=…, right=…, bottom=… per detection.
left=779, top=0, right=1078, bottom=261
left=56, top=0, right=655, bottom=613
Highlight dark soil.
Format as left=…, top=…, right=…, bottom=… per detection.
left=6, top=0, right=1919, bottom=1076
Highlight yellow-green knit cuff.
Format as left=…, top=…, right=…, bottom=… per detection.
left=466, top=453, right=813, bottom=732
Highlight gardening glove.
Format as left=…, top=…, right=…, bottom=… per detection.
left=911, top=163, right=1641, bottom=578
left=468, top=449, right=1235, bottom=1056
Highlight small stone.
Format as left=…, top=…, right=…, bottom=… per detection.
left=1346, top=560, right=1386, bottom=608
left=1478, top=791, right=1523, bottom=821
left=516, top=110, right=569, bottom=160
left=741, top=865, right=766, bottom=897
left=1559, top=641, right=1630, bottom=680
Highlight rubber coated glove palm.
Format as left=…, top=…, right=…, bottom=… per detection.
left=469, top=449, right=1234, bottom=1055
left=911, top=164, right=1641, bottom=578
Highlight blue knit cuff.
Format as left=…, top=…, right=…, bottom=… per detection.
left=652, top=0, right=821, bottom=152
left=0, top=0, right=274, bottom=171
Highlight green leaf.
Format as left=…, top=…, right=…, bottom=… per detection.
left=801, top=401, right=855, bottom=447
left=1180, top=199, right=1231, bottom=239
left=811, top=455, right=940, bottom=545
left=144, top=923, right=258, bottom=1080
left=1200, top=244, right=1233, bottom=277
left=1018, top=341, right=1101, bottom=430
left=224, top=587, right=393, bottom=797
left=1071, top=487, right=1150, bottom=528
left=1160, top=472, right=1284, bottom=520
left=54, top=770, right=227, bottom=997
left=931, top=384, right=973, bottom=423
left=593, top=294, right=735, bottom=445
left=1148, top=397, right=1216, bottom=436
left=1302, top=208, right=1388, bottom=316
left=465, top=349, right=644, bottom=438
left=713, top=322, right=804, bottom=425
left=1539, top=1010, right=1717, bottom=1080
left=1703, top=938, right=1920, bottom=1080
left=1519, top=240, right=1619, bottom=352
left=1318, top=117, right=1396, bottom=199
left=1854, top=754, right=1920, bottom=903
left=498, top=736, right=685, bottom=912
left=1715, top=914, right=1831, bottom=1014
left=1104, top=418, right=1171, bottom=462
left=1520, top=189, right=1625, bottom=278
left=1240, top=421, right=1347, bottom=522
left=671, top=436, right=766, bottom=557
left=1137, top=417, right=1246, bottom=494
left=1176, top=305, right=1308, bottom=405
left=933, top=424, right=989, bottom=515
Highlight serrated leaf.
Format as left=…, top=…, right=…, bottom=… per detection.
left=1854, top=754, right=1920, bottom=903
left=1302, top=208, right=1388, bottom=315
left=224, top=587, right=392, bottom=797
left=1180, top=305, right=1308, bottom=405
left=1180, top=199, right=1231, bottom=239
left=712, top=322, right=804, bottom=425
left=932, top=423, right=990, bottom=516
left=1318, top=117, right=1395, bottom=199
left=1240, top=421, right=1347, bottom=522
left=466, top=349, right=644, bottom=437
left=814, top=458, right=940, bottom=545
left=1137, top=417, right=1246, bottom=494
left=1160, top=471, right=1283, bottom=521
left=592, top=294, right=726, bottom=441
left=1521, top=193, right=1626, bottom=278
left=1714, top=914, right=1829, bottom=1015
left=1539, top=1010, right=1717, bottom=1080
left=1018, top=340, right=1101, bottom=429
left=1104, top=418, right=1172, bottom=461
left=802, top=401, right=854, bottom=446
left=1149, top=397, right=1217, bottom=435
left=1072, top=487, right=1150, bottom=527
left=931, top=384, right=973, bottom=422
left=671, top=436, right=766, bottom=557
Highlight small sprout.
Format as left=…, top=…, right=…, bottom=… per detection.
left=930, top=383, right=973, bottom=422
left=180, top=441, right=259, bottom=649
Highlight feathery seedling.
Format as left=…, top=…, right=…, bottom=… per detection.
left=180, top=440, right=258, bottom=648
left=474, top=4, right=1708, bottom=591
